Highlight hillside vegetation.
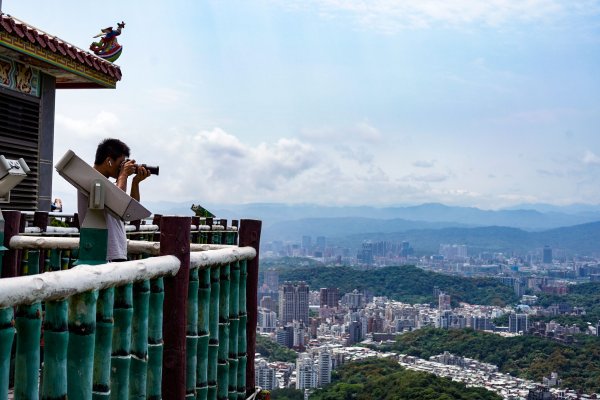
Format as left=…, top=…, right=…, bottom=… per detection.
left=381, top=328, right=600, bottom=393
left=308, top=357, right=501, bottom=400
left=279, top=265, right=518, bottom=306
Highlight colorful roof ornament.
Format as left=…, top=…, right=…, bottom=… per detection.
left=89, top=21, right=125, bottom=63
left=0, top=13, right=122, bottom=88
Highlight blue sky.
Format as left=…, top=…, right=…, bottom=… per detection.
left=5, top=1, right=600, bottom=210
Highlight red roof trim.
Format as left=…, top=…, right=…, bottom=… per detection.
left=0, top=13, right=121, bottom=82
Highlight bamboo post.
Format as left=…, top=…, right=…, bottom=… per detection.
left=42, top=249, right=69, bottom=400
left=33, top=211, right=48, bottom=273
left=206, top=218, right=213, bottom=244
left=236, top=260, right=247, bottom=400
left=207, top=267, right=219, bottom=400
left=1, top=210, right=21, bottom=278
left=219, top=220, right=227, bottom=245
left=227, top=261, right=240, bottom=400
left=146, top=277, right=164, bottom=400
left=42, top=297, right=68, bottom=400
left=129, top=279, right=150, bottom=399
left=160, top=216, right=191, bottom=400
left=0, top=305, right=13, bottom=400
left=238, top=219, right=261, bottom=396
left=191, top=217, right=200, bottom=244
left=217, top=264, right=230, bottom=400
left=196, top=268, right=210, bottom=400
left=0, top=211, right=12, bottom=400
left=111, top=283, right=133, bottom=399
left=186, top=267, right=199, bottom=399
left=14, top=250, right=42, bottom=400
left=92, top=286, right=114, bottom=400
left=68, top=204, right=108, bottom=400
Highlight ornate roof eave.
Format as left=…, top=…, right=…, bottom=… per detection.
left=0, top=13, right=122, bottom=89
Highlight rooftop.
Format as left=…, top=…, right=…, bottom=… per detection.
left=0, top=13, right=121, bottom=88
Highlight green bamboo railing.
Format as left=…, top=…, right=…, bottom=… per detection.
left=42, top=249, right=69, bottom=400
left=217, top=263, right=230, bottom=400
left=207, top=266, right=220, bottom=400
left=0, top=216, right=257, bottom=400
left=186, top=267, right=199, bottom=399
left=147, top=277, right=164, bottom=400
left=228, top=261, right=240, bottom=400
left=237, top=260, right=248, bottom=399
left=130, top=278, right=150, bottom=399
left=196, top=268, right=210, bottom=400
left=14, top=250, right=42, bottom=400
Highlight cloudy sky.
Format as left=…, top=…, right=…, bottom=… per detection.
left=6, top=1, right=600, bottom=211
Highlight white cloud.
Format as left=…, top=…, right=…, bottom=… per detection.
left=582, top=150, right=600, bottom=165
left=276, top=0, right=600, bottom=33
left=300, top=121, right=382, bottom=143
left=146, top=87, right=188, bottom=105
left=55, top=111, right=119, bottom=139
left=413, top=159, right=436, bottom=168
left=400, top=172, right=450, bottom=183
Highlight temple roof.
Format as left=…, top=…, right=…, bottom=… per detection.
left=0, top=13, right=122, bottom=89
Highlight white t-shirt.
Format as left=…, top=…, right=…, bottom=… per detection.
left=77, top=191, right=127, bottom=261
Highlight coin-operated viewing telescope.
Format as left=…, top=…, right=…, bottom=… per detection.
left=0, top=155, right=30, bottom=252
left=0, top=155, right=30, bottom=204
left=56, top=150, right=152, bottom=263
left=55, top=150, right=151, bottom=222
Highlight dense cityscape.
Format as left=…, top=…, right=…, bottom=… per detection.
left=255, top=236, right=600, bottom=399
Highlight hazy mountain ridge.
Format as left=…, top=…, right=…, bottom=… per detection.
left=338, top=222, right=600, bottom=256
left=144, top=201, right=600, bottom=230
left=143, top=201, right=600, bottom=254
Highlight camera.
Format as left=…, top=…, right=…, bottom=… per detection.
left=135, top=164, right=159, bottom=175
left=122, top=159, right=160, bottom=175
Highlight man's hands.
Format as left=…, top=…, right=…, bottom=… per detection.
left=132, top=165, right=151, bottom=184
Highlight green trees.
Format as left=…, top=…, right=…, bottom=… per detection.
left=381, top=328, right=600, bottom=393
left=309, top=358, right=501, bottom=400
left=279, top=265, right=518, bottom=306
left=255, top=335, right=298, bottom=363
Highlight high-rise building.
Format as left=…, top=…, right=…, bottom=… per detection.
left=438, top=293, right=451, bottom=311
left=301, top=235, right=312, bottom=250
left=255, top=360, right=277, bottom=390
left=317, top=350, right=332, bottom=387
left=257, top=307, right=277, bottom=333
left=276, top=325, right=294, bottom=348
left=296, top=354, right=318, bottom=389
left=259, top=296, right=277, bottom=313
left=342, top=289, right=364, bottom=310
left=319, top=287, right=340, bottom=309
left=509, top=313, right=528, bottom=333
left=264, top=268, right=279, bottom=292
left=279, top=281, right=309, bottom=324
left=400, top=241, right=412, bottom=257
left=357, top=241, right=374, bottom=265
left=543, top=245, right=553, bottom=264
left=316, top=236, right=326, bottom=250
left=347, top=320, right=363, bottom=345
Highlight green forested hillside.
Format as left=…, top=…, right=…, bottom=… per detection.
left=381, top=328, right=600, bottom=393
left=256, top=335, right=297, bottom=363
left=308, top=357, right=501, bottom=400
left=279, top=265, right=518, bottom=306
left=534, top=282, right=600, bottom=327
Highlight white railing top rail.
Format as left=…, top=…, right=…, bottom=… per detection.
left=189, top=247, right=256, bottom=269
left=0, top=256, right=180, bottom=308
left=0, top=246, right=256, bottom=308
left=9, top=236, right=240, bottom=255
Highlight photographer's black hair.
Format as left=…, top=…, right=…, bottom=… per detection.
left=94, top=138, right=131, bottom=165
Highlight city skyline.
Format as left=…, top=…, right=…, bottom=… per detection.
left=5, top=1, right=600, bottom=210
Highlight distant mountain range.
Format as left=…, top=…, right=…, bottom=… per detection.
left=143, top=201, right=600, bottom=255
